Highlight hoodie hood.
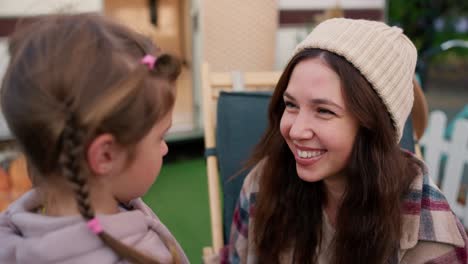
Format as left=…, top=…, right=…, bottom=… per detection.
left=0, top=190, right=189, bottom=264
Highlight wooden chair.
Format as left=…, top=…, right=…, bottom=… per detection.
left=201, top=63, right=281, bottom=257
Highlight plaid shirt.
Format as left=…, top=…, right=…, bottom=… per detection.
left=222, top=153, right=468, bottom=264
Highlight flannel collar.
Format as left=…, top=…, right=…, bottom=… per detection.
left=400, top=152, right=465, bottom=250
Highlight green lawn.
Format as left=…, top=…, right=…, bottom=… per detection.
left=143, top=158, right=211, bottom=263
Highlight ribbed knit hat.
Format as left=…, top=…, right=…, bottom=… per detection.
left=294, top=18, right=417, bottom=142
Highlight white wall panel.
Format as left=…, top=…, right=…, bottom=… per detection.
left=278, top=0, right=384, bottom=10
left=0, top=0, right=103, bottom=16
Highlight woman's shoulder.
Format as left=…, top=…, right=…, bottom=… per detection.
left=400, top=218, right=467, bottom=264
left=400, top=152, right=468, bottom=263
left=242, top=159, right=268, bottom=195
left=400, top=239, right=466, bottom=264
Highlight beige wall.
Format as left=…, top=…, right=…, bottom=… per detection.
left=201, top=0, right=278, bottom=72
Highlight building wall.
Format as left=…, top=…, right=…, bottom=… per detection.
left=0, top=0, right=103, bottom=80
left=275, top=0, right=385, bottom=69
left=0, top=0, right=102, bottom=16
left=201, top=0, right=278, bottom=72
left=0, top=0, right=103, bottom=139
left=278, top=0, right=384, bottom=10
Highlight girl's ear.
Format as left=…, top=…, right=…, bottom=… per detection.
left=87, top=134, right=124, bottom=176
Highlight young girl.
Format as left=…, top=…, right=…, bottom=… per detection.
left=0, top=13, right=189, bottom=264
left=225, top=18, right=468, bottom=263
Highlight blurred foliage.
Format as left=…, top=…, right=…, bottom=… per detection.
left=388, top=0, right=468, bottom=58
left=389, top=0, right=468, bottom=87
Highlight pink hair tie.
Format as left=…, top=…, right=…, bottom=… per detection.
left=87, top=218, right=103, bottom=234
left=141, top=54, right=157, bottom=70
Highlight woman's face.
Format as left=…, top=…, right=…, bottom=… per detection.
left=280, top=58, right=359, bottom=185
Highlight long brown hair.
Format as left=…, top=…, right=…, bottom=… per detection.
left=250, top=49, right=418, bottom=264
left=1, top=14, right=181, bottom=264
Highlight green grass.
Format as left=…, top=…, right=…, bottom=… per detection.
left=143, top=158, right=211, bottom=263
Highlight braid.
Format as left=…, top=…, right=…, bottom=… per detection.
left=58, top=111, right=172, bottom=264
left=59, top=112, right=94, bottom=219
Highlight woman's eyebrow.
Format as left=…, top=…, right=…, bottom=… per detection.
left=283, top=91, right=295, bottom=100
left=284, top=91, right=343, bottom=110
left=309, top=98, right=343, bottom=111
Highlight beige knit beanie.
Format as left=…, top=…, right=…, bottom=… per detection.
left=294, top=18, right=417, bottom=142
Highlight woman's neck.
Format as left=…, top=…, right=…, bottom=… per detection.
left=39, top=181, right=119, bottom=217
left=323, top=174, right=346, bottom=227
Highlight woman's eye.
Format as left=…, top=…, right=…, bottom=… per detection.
left=284, top=101, right=297, bottom=109
left=317, top=108, right=335, bottom=115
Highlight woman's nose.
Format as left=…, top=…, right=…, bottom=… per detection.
left=289, top=112, right=314, bottom=139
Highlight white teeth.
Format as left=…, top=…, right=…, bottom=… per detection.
left=297, top=150, right=324, bottom=159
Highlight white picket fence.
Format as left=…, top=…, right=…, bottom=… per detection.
left=420, top=110, right=468, bottom=227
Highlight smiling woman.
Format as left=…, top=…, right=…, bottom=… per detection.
left=223, top=18, right=468, bottom=264
left=280, top=57, right=359, bottom=187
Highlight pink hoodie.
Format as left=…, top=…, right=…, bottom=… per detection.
left=0, top=190, right=189, bottom=264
